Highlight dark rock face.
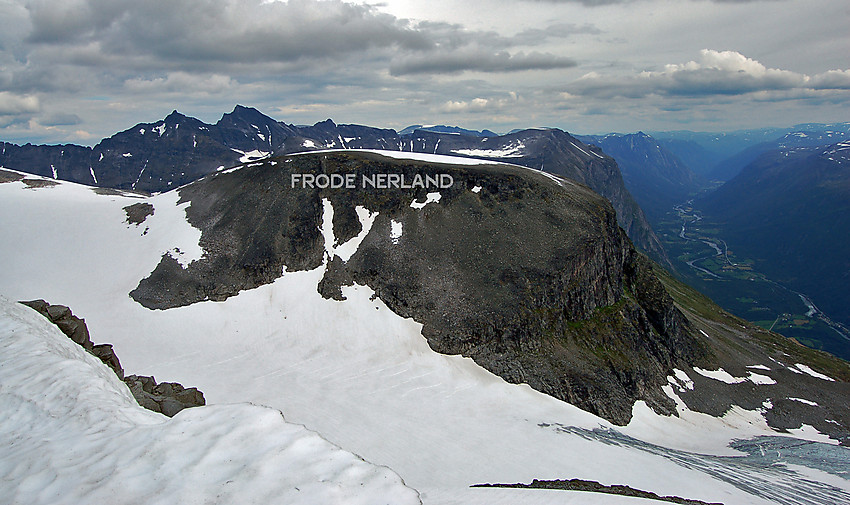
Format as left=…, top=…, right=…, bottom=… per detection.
left=130, top=151, right=700, bottom=424
left=124, top=375, right=206, bottom=417
left=19, top=299, right=204, bottom=417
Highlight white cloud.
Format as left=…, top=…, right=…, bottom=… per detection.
left=569, top=49, right=850, bottom=98
left=124, top=73, right=237, bottom=94
left=0, top=92, right=40, bottom=116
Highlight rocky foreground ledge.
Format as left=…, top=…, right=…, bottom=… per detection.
left=19, top=299, right=204, bottom=417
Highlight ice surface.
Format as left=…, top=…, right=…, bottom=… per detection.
left=0, top=296, right=421, bottom=505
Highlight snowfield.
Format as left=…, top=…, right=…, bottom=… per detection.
left=1, top=168, right=849, bottom=505
left=0, top=296, right=420, bottom=505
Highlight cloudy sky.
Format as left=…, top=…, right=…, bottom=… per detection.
left=1, top=0, right=848, bottom=144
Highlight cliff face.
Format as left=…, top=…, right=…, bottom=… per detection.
left=131, top=151, right=700, bottom=424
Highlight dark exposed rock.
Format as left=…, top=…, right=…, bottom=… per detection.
left=22, top=179, right=59, bottom=189
left=124, top=375, right=205, bottom=417
left=123, top=202, right=154, bottom=225
left=91, top=344, right=124, bottom=380
left=22, top=300, right=93, bottom=351
left=19, top=299, right=204, bottom=417
left=472, top=479, right=723, bottom=505
left=0, top=168, right=25, bottom=183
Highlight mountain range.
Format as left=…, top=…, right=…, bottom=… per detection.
left=0, top=106, right=666, bottom=266
left=651, top=123, right=850, bottom=181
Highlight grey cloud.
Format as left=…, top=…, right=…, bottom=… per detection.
left=390, top=50, right=577, bottom=76
left=13, top=0, right=580, bottom=89
left=512, top=23, right=601, bottom=45
left=24, top=0, right=433, bottom=65
left=40, top=112, right=82, bottom=126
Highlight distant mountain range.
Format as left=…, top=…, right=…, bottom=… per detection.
left=651, top=123, right=850, bottom=181
left=0, top=105, right=666, bottom=265
left=577, top=132, right=706, bottom=221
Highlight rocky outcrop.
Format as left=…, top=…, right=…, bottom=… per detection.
left=19, top=299, right=204, bottom=417
left=473, top=479, right=722, bottom=505
left=123, top=202, right=154, bottom=225
left=124, top=375, right=206, bottom=417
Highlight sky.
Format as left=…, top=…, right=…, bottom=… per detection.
left=0, top=0, right=848, bottom=145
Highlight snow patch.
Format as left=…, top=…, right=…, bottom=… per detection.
left=231, top=149, right=270, bottom=163
left=471, top=185, right=482, bottom=193
left=153, top=123, right=167, bottom=136
left=747, top=373, right=777, bottom=385
left=668, top=368, right=694, bottom=391
left=302, top=139, right=318, bottom=148
left=451, top=141, right=525, bottom=158
left=786, top=424, right=839, bottom=445
left=410, top=192, right=442, bottom=209
left=390, top=220, right=403, bottom=244
left=322, top=200, right=378, bottom=263
left=788, top=397, right=818, bottom=407
left=122, top=153, right=133, bottom=157
left=747, top=364, right=771, bottom=371
left=793, top=363, right=835, bottom=381
left=693, top=367, right=747, bottom=384
left=571, top=142, right=603, bottom=159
